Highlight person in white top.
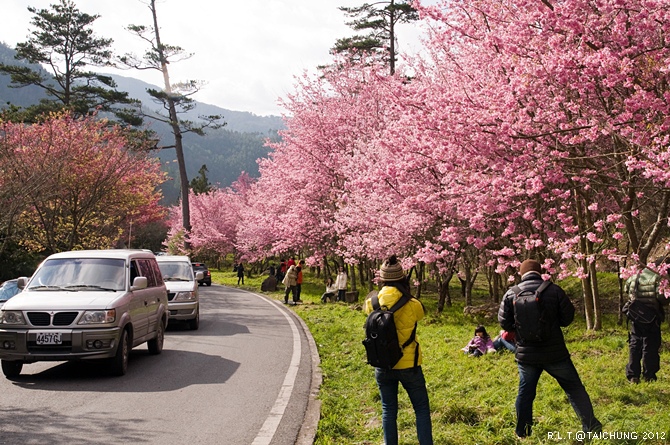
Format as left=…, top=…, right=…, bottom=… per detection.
left=335, top=266, right=348, bottom=302
left=320, top=277, right=337, bottom=303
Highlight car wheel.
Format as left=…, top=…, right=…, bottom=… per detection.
left=188, top=308, right=200, bottom=331
left=1, top=360, right=23, bottom=379
left=110, top=329, right=130, bottom=376
left=148, top=319, right=165, bottom=355
left=206, top=281, right=211, bottom=286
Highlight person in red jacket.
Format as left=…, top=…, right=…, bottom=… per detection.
left=295, top=259, right=305, bottom=303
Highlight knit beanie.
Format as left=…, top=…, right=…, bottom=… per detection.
left=379, top=255, right=406, bottom=281
left=519, top=259, right=542, bottom=277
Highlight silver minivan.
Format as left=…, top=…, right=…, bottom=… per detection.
left=0, top=250, right=168, bottom=378
left=156, top=255, right=202, bottom=330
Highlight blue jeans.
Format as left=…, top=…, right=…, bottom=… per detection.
left=516, top=359, right=601, bottom=437
left=493, top=337, right=516, bottom=352
left=375, top=366, right=433, bottom=445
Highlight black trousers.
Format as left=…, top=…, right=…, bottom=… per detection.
left=626, top=319, right=661, bottom=380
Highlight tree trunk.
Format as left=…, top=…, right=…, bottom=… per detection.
left=388, top=0, right=396, bottom=75
left=574, top=189, right=595, bottom=330
left=150, top=0, right=190, bottom=249
left=436, top=267, right=454, bottom=313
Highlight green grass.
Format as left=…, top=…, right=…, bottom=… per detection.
left=211, top=268, right=670, bottom=444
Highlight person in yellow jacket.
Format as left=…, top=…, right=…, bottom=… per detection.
left=364, top=255, right=433, bottom=445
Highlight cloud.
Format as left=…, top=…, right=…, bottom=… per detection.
left=0, top=0, right=429, bottom=116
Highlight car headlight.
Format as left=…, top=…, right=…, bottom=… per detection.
left=0, top=310, right=26, bottom=325
left=174, top=291, right=196, bottom=301
left=79, top=309, right=116, bottom=325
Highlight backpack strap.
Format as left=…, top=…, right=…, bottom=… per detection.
left=388, top=294, right=410, bottom=312
left=536, top=280, right=551, bottom=295
left=371, top=294, right=381, bottom=311
left=512, top=281, right=551, bottom=297
left=391, top=294, right=419, bottom=366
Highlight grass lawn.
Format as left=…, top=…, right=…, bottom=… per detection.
left=212, top=268, right=670, bottom=444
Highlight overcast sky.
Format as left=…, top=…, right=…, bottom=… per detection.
left=0, top=0, right=431, bottom=116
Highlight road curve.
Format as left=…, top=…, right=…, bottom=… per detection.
left=0, top=284, right=321, bottom=445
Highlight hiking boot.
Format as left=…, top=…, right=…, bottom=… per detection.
left=628, top=377, right=640, bottom=384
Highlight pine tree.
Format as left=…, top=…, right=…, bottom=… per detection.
left=190, top=165, right=213, bottom=195
left=119, top=0, right=224, bottom=250
left=333, top=0, right=418, bottom=74
left=0, top=0, right=141, bottom=125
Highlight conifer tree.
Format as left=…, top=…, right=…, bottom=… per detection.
left=190, top=165, right=213, bottom=195
left=0, top=0, right=140, bottom=125
left=119, top=0, right=224, bottom=249
left=333, top=0, right=418, bottom=74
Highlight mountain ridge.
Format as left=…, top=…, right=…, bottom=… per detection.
left=0, top=41, right=284, bottom=203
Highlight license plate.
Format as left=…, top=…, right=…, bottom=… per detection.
left=36, top=332, right=62, bottom=345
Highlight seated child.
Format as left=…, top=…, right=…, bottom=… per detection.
left=492, top=329, right=517, bottom=353
left=462, top=325, right=495, bottom=357
left=320, top=277, right=337, bottom=303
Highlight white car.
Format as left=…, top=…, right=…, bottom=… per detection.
left=156, top=255, right=202, bottom=330
left=0, top=250, right=168, bottom=378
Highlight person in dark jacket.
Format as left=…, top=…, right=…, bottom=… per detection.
left=236, top=262, right=245, bottom=285
left=623, top=260, right=669, bottom=383
left=498, top=259, right=602, bottom=438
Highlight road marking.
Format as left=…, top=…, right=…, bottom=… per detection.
left=250, top=294, right=302, bottom=445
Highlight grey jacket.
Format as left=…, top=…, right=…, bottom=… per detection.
left=624, top=268, right=666, bottom=322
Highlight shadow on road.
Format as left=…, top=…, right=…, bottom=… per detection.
left=7, top=349, right=240, bottom=393
left=0, top=406, right=154, bottom=444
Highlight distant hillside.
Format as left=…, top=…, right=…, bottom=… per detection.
left=109, top=74, right=285, bottom=134
left=0, top=41, right=285, bottom=204
left=0, top=41, right=48, bottom=107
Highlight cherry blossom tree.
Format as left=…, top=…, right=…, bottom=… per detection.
left=0, top=112, right=165, bottom=254
left=184, top=0, right=670, bottom=329
left=164, top=174, right=250, bottom=259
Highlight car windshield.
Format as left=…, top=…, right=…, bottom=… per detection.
left=28, top=258, right=126, bottom=291
left=158, top=262, right=194, bottom=281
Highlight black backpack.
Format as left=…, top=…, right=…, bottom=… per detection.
left=512, top=281, right=551, bottom=344
left=362, top=293, right=417, bottom=369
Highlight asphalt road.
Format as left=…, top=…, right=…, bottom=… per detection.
left=0, top=285, right=319, bottom=445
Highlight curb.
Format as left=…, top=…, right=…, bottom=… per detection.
left=294, top=309, right=322, bottom=445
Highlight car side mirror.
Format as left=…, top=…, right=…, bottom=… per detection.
left=16, top=277, right=29, bottom=290
left=131, top=276, right=148, bottom=290
left=195, top=271, right=204, bottom=281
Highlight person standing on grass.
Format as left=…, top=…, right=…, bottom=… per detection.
left=498, top=259, right=602, bottom=439
left=295, top=259, right=305, bottom=303
left=623, top=258, right=669, bottom=383
left=335, top=265, right=348, bottom=302
left=364, top=255, right=433, bottom=445
left=282, top=264, right=298, bottom=304
left=236, top=262, right=245, bottom=285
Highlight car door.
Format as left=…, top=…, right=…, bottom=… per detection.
left=129, top=259, right=149, bottom=340
left=137, top=259, right=164, bottom=337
